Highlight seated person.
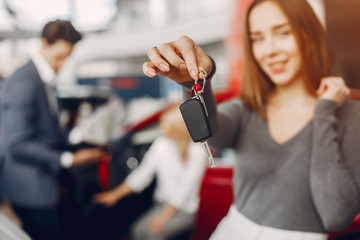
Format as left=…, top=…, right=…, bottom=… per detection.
left=94, top=106, right=207, bottom=240
left=0, top=213, right=31, bottom=240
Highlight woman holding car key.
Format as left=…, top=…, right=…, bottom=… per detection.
left=143, top=0, right=360, bottom=239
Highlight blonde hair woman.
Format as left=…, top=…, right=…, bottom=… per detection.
left=95, top=107, right=207, bottom=240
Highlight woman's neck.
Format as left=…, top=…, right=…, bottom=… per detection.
left=267, top=80, right=316, bottom=108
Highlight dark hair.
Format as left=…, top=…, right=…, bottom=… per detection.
left=42, top=20, right=82, bottom=45
left=241, top=0, right=331, bottom=117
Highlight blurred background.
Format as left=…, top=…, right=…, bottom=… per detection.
left=0, top=0, right=359, bottom=114
left=0, top=0, right=359, bottom=99
left=0, top=0, right=359, bottom=239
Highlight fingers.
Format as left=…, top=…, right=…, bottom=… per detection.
left=73, top=148, right=105, bottom=165
left=317, top=77, right=350, bottom=104
left=197, top=49, right=212, bottom=78
left=143, top=61, right=157, bottom=78
left=147, top=46, right=170, bottom=72
left=146, top=43, right=186, bottom=72
left=143, top=35, right=212, bottom=82
left=85, top=149, right=104, bottom=162
left=177, top=36, right=198, bottom=80
left=93, top=193, right=115, bottom=207
left=320, top=77, right=350, bottom=95
left=316, top=79, right=327, bottom=96
left=160, top=42, right=187, bottom=71
left=92, top=148, right=106, bottom=158
left=93, top=193, right=103, bottom=204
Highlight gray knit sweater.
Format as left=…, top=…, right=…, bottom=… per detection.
left=182, top=77, right=360, bottom=233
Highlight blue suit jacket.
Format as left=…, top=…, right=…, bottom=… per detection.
left=0, top=60, right=66, bottom=208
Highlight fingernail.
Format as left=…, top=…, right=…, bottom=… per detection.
left=200, top=70, right=207, bottom=78
left=160, top=63, right=169, bottom=71
left=179, top=64, right=187, bottom=71
left=191, top=70, right=198, bottom=79
left=147, top=71, right=156, bottom=77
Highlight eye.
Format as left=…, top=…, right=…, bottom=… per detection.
left=277, top=30, right=291, bottom=38
left=251, top=35, right=264, bottom=43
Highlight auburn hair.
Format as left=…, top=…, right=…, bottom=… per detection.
left=241, top=0, right=331, bottom=117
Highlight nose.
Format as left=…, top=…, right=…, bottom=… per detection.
left=263, top=36, right=279, bottom=56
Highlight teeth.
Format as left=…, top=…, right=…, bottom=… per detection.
left=272, top=63, right=284, bottom=68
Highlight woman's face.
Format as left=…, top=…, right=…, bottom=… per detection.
left=249, top=1, right=303, bottom=87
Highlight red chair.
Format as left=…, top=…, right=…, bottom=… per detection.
left=192, top=165, right=234, bottom=240
left=328, top=213, right=360, bottom=239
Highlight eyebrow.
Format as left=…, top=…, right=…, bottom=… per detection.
left=250, top=22, right=290, bottom=35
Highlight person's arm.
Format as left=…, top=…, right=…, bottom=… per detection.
left=311, top=77, right=360, bottom=231
left=2, top=75, right=62, bottom=174
left=71, top=148, right=105, bottom=166
left=148, top=204, right=178, bottom=234
left=144, top=36, right=248, bottom=150
left=124, top=138, right=159, bottom=191
left=310, top=99, right=360, bottom=231
left=93, top=181, right=133, bottom=207
left=2, top=76, right=104, bottom=172
left=94, top=138, right=160, bottom=207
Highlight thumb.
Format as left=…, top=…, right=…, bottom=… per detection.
left=316, top=80, right=327, bottom=96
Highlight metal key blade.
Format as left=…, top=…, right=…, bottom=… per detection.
left=203, top=141, right=216, bottom=167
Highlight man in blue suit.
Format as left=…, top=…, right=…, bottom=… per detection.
left=0, top=20, right=105, bottom=240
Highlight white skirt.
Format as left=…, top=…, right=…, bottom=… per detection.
left=210, top=205, right=327, bottom=240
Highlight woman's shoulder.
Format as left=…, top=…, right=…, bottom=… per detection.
left=218, top=97, right=251, bottom=114
left=339, top=99, right=360, bottom=123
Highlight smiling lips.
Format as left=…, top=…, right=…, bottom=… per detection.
left=268, top=60, right=288, bottom=73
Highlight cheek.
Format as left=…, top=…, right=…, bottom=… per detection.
left=251, top=44, right=267, bottom=70
left=282, top=35, right=299, bottom=57
left=252, top=45, right=262, bottom=63
left=46, top=51, right=60, bottom=66
left=47, top=57, right=58, bottom=69
left=287, top=40, right=302, bottom=71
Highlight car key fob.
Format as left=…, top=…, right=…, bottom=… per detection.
left=179, top=97, right=212, bottom=143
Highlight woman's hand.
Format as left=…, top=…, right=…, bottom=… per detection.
left=147, top=205, right=177, bottom=234
left=316, top=76, right=351, bottom=105
left=93, top=190, right=119, bottom=207
left=143, top=35, right=213, bottom=84
left=148, top=214, right=167, bottom=234
left=93, top=182, right=132, bottom=207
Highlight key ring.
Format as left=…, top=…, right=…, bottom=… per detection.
left=191, top=70, right=207, bottom=98
left=196, top=70, right=207, bottom=96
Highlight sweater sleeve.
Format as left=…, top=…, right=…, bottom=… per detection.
left=310, top=99, right=360, bottom=231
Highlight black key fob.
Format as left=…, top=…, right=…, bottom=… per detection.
left=179, top=97, right=212, bottom=143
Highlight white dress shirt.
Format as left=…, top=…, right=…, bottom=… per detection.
left=31, top=51, right=74, bottom=168
left=126, top=135, right=207, bottom=214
